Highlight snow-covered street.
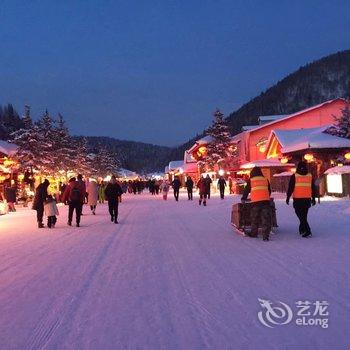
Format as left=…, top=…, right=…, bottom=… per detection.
left=1, top=192, right=350, bottom=349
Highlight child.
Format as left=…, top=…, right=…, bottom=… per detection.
left=44, top=195, right=59, bottom=228
left=160, top=180, right=170, bottom=200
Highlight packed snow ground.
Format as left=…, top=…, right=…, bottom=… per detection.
left=0, top=191, right=350, bottom=349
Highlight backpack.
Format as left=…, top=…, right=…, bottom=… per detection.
left=70, top=185, right=81, bottom=202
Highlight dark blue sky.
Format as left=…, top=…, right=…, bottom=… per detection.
left=0, top=0, right=349, bottom=146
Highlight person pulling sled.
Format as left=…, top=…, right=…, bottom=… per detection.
left=241, top=167, right=272, bottom=241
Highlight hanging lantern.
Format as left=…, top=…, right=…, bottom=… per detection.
left=345, top=152, right=350, bottom=160
left=218, top=169, right=225, bottom=176
left=198, top=146, right=207, bottom=155
left=259, top=145, right=266, bottom=153
left=3, top=158, right=15, bottom=167
left=280, top=157, right=289, bottom=164
left=304, top=154, right=314, bottom=162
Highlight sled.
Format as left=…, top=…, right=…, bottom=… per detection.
left=231, top=199, right=278, bottom=236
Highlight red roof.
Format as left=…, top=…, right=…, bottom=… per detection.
left=248, top=98, right=349, bottom=135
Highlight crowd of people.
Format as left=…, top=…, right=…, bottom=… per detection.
left=32, top=174, right=124, bottom=228
left=5, top=160, right=317, bottom=243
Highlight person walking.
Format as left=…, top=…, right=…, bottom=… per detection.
left=104, top=175, right=123, bottom=224
left=32, top=179, right=50, bottom=228
left=63, top=176, right=86, bottom=227
left=228, top=177, right=234, bottom=194
left=4, top=184, right=17, bottom=212
left=172, top=176, right=181, bottom=201
left=160, top=179, right=170, bottom=200
left=286, top=161, right=316, bottom=238
left=197, top=175, right=208, bottom=206
left=241, top=166, right=272, bottom=241
left=44, top=195, right=59, bottom=228
left=155, top=180, right=160, bottom=195
left=149, top=179, right=155, bottom=195
left=87, top=179, right=99, bottom=215
left=121, top=181, right=128, bottom=194
left=185, top=176, right=194, bottom=200
left=218, top=176, right=227, bottom=199
left=98, top=181, right=106, bottom=203
left=205, top=175, right=212, bottom=199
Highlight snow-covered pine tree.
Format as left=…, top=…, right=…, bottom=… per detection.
left=326, top=106, right=350, bottom=139
left=53, top=113, right=76, bottom=173
left=22, top=105, right=32, bottom=129
left=92, top=146, right=120, bottom=178
left=74, top=137, right=92, bottom=176
left=10, top=106, right=42, bottom=170
left=35, top=110, right=57, bottom=174
left=205, top=109, right=232, bottom=170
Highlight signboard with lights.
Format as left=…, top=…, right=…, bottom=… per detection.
left=326, top=174, right=343, bottom=194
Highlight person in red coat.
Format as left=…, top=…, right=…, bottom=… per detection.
left=62, top=174, right=86, bottom=227
left=197, top=175, right=208, bottom=206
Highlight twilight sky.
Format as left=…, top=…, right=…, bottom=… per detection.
left=0, top=0, right=349, bottom=146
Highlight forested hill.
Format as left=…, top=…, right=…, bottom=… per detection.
left=83, top=136, right=175, bottom=174
left=226, top=50, right=350, bottom=134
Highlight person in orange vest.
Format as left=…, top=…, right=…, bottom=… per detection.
left=286, top=161, right=316, bottom=238
left=241, top=166, right=272, bottom=241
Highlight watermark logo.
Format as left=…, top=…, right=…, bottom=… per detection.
left=258, top=299, right=329, bottom=329
left=257, top=298, right=293, bottom=328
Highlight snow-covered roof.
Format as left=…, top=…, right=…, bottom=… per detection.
left=147, top=172, right=164, bottom=178
left=241, top=125, right=259, bottom=131
left=258, top=115, right=287, bottom=123
left=186, top=136, right=213, bottom=154
left=196, top=135, right=214, bottom=145
left=0, top=140, right=18, bottom=156
left=168, top=160, right=184, bottom=171
left=240, top=159, right=295, bottom=169
left=324, top=166, right=350, bottom=175
left=272, top=126, right=350, bottom=153
left=118, top=168, right=138, bottom=178
left=273, top=171, right=294, bottom=177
